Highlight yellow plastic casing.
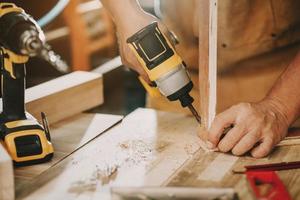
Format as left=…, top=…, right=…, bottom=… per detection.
left=138, top=76, right=161, bottom=98
left=2, top=48, right=28, bottom=79
left=0, top=3, right=24, bottom=17
left=3, top=120, right=54, bottom=163
left=128, top=26, right=183, bottom=98
left=0, top=3, right=28, bottom=79
left=128, top=33, right=182, bottom=82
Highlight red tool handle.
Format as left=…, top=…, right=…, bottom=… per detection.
left=246, top=171, right=291, bottom=200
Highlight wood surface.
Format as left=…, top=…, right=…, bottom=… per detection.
left=16, top=108, right=201, bottom=200
left=169, top=146, right=300, bottom=200
left=15, top=113, right=122, bottom=194
left=0, top=143, right=14, bottom=200
left=25, top=71, right=104, bottom=124
left=198, top=0, right=218, bottom=130
left=15, top=108, right=300, bottom=200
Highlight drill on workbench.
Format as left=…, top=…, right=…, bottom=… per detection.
left=127, top=22, right=201, bottom=123
left=0, top=3, right=66, bottom=165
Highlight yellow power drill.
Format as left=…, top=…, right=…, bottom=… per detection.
left=0, top=3, right=54, bottom=166
left=127, top=22, right=201, bottom=123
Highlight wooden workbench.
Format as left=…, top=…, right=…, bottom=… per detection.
left=15, top=108, right=300, bottom=200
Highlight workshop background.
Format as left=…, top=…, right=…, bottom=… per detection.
left=6, top=0, right=300, bottom=125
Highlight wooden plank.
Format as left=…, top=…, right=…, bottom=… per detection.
left=25, top=71, right=103, bottom=124
left=15, top=108, right=300, bottom=200
left=0, top=143, right=14, bottom=200
left=198, top=154, right=238, bottom=182
left=168, top=141, right=300, bottom=199
left=16, top=108, right=201, bottom=200
left=0, top=71, right=103, bottom=123
left=198, top=0, right=218, bottom=130
left=15, top=113, right=122, bottom=190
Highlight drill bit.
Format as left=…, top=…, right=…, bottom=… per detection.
left=187, top=104, right=201, bottom=124
left=38, top=43, right=70, bottom=73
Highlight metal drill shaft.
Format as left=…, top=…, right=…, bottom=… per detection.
left=38, top=44, right=70, bottom=73
left=187, top=104, right=201, bottom=124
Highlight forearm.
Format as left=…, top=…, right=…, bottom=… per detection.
left=265, top=51, right=300, bottom=125
left=101, top=0, right=154, bottom=36
left=101, top=0, right=143, bottom=23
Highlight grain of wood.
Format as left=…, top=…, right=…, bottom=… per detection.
left=0, top=143, right=14, bottom=200
left=25, top=71, right=104, bottom=124
left=15, top=113, right=122, bottom=190
left=16, top=109, right=201, bottom=200
left=1, top=71, right=104, bottom=188
left=198, top=0, right=218, bottom=130
left=168, top=144, right=300, bottom=199
left=277, top=138, right=300, bottom=147
left=198, top=154, right=238, bottom=182
left=14, top=108, right=300, bottom=200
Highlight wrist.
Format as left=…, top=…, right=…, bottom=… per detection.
left=103, top=0, right=151, bottom=34
left=261, top=96, right=292, bottom=127
left=116, top=12, right=157, bottom=38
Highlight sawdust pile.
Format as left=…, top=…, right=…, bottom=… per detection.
left=68, top=164, right=118, bottom=196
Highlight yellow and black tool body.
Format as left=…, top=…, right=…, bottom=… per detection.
left=127, top=22, right=201, bottom=123
left=0, top=3, right=53, bottom=166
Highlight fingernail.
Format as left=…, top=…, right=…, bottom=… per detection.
left=206, top=141, right=214, bottom=149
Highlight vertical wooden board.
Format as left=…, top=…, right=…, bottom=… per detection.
left=198, top=0, right=218, bottom=130
left=0, top=144, right=14, bottom=200
left=17, top=109, right=201, bottom=200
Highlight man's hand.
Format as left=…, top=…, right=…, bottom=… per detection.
left=115, top=14, right=161, bottom=83
left=205, top=100, right=289, bottom=158
left=102, top=0, right=170, bottom=83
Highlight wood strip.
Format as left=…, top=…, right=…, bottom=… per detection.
left=0, top=72, right=103, bottom=124
left=0, top=143, right=14, bottom=200
left=277, top=138, right=300, bottom=147
left=198, top=154, right=238, bottom=182
left=168, top=144, right=300, bottom=199
left=15, top=113, right=123, bottom=189
left=198, top=0, right=218, bottom=130
left=17, top=109, right=201, bottom=200
left=208, top=0, right=218, bottom=128
left=25, top=71, right=103, bottom=124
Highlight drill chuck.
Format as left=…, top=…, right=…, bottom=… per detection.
left=19, top=28, right=44, bottom=56
left=0, top=4, right=69, bottom=73
left=0, top=9, right=45, bottom=56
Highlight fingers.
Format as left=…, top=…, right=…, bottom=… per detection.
left=251, top=137, right=274, bottom=158
left=117, top=33, right=151, bottom=82
left=231, top=130, right=260, bottom=156
left=208, top=108, right=237, bottom=147
left=206, top=102, right=282, bottom=158
left=217, top=125, right=246, bottom=152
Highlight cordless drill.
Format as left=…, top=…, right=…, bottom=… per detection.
left=127, top=22, right=201, bottom=123
left=0, top=3, right=54, bottom=166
